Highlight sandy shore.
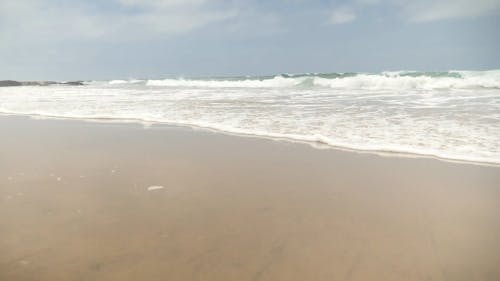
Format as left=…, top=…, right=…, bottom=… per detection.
left=1, top=116, right=499, bottom=281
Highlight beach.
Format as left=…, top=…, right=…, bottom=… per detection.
left=1, top=115, right=499, bottom=281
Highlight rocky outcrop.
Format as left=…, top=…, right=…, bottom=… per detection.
left=0, top=80, right=23, bottom=87
left=62, top=81, right=84, bottom=86
left=0, top=80, right=85, bottom=87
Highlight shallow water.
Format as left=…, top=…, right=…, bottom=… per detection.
left=1, top=70, right=499, bottom=164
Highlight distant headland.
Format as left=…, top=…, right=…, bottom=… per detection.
left=0, top=80, right=84, bottom=87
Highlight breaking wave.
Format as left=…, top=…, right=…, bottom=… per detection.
left=102, top=70, right=500, bottom=90
left=1, top=70, right=499, bottom=165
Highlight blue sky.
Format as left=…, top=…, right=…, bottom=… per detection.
left=1, top=0, right=499, bottom=80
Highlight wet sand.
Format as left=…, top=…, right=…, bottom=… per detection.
left=1, top=116, right=499, bottom=281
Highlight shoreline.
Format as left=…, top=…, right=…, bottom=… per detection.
left=0, top=112, right=497, bottom=167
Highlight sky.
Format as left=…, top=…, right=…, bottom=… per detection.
left=0, top=0, right=499, bottom=80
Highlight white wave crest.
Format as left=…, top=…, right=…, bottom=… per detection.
left=140, top=70, right=500, bottom=90
left=1, top=70, right=499, bottom=165
left=146, top=76, right=305, bottom=88
left=109, top=79, right=144, bottom=85
left=314, top=71, right=500, bottom=90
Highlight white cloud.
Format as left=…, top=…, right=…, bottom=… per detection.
left=329, top=7, right=357, bottom=24
left=0, top=0, right=236, bottom=44
left=356, top=0, right=381, bottom=4
left=0, top=1, right=110, bottom=41
left=398, top=0, right=500, bottom=22
left=130, top=9, right=236, bottom=34
left=330, top=0, right=500, bottom=24
left=117, top=0, right=207, bottom=8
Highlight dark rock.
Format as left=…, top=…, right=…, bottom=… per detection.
left=0, top=80, right=85, bottom=87
left=0, top=80, right=22, bottom=87
left=62, top=81, right=84, bottom=86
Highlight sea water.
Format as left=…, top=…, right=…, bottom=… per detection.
left=1, top=70, right=499, bottom=164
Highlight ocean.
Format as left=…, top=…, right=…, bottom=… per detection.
left=1, top=70, right=499, bottom=164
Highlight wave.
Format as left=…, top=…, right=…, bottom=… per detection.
left=1, top=69, right=499, bottom=166
left=0, top=109, right=498, bottom=166
left=106, top=70, right=500, bottom=90
left=145, top=76, right=304, bottom=88
left=108, top=79, right=144, bottom=85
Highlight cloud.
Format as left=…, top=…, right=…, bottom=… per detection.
left=0, top=0, right=236, bottom=44
left=114, top=0, right=237, bottom=33
left=329, top=7, right=357, bottom=24
left=352, top=0, right=500, bottom=22
left=116, top=0, right=207, bottom=8
left=0, top=1, right=103, bottom=39
left=330, top=0, right=500, bottom=25
left=122, top=6, right=236, bottom=35
left=398, top=0, right=500, bottom=22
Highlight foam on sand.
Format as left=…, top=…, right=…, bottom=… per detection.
left=0, top=70, right=499, bottom=165
left=147, top=186, right=165, bottom=191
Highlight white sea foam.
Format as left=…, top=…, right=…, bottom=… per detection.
left=313, top=72, right=500, bottom=90
left=139, top=70, right=500, bottom=90
left=109, top=79, right=143, bottom=85
left=1, top=70, right=499, bottom=165
left=147, top=186, right=165, bottom=191
left=146, top=76, right=304, bottom=88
